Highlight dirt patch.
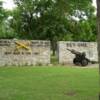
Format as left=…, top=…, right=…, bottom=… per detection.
left=64, top=91, right=77, bottom=96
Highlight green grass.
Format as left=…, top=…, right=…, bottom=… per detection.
left=0, top=66, right=99, bottom=100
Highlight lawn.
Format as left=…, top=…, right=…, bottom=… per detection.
left=0, top=66, right=99, bottom=100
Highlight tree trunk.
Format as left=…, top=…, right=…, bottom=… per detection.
left=97, top=0, right=100, bottom=66
left=51, top=40, right=57, bottom=56
left=96, top=0, right=100, bottom=98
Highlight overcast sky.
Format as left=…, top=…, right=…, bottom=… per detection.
left=2, top=0, right=97, bottom=10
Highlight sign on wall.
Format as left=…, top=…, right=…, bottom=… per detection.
left=0, top=40, right=50, bottom=66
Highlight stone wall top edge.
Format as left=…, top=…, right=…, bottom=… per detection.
left=0, top=39, right=50, bottom=42
left=58, top=41, right=97, bottom=44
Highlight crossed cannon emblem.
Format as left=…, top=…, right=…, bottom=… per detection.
left=14, top=41, right=32, bottom=53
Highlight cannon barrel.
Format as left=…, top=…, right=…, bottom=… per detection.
left=67, top=48, right=81, bottom=55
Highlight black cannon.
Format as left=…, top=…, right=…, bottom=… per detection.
left=67, top=49, right=91, bottom=66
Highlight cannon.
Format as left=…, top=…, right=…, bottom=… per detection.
left=67, top=49, right=96, bottom=66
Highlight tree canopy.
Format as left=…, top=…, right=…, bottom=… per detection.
left=6, top=0, right=95, bottom=41
left=0, top=0, right=97, bottom=42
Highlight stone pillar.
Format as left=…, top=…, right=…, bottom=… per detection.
left=57, top=41, right=98, bottom=64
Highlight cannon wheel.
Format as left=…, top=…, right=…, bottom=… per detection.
left=81, top=59, right=88, bottom=66
left=73, top=58, right=80, bottom=65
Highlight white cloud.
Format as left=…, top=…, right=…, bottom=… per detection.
left=92, top=0, right=96, bottom=8
left=3, top=0, right=16, bottom=10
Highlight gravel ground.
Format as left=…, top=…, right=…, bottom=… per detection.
left=51, top=63, right=99, bottom=68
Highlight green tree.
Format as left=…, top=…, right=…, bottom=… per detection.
left=0, top=1, right=5, bottom=23
left=0, top=1, right=16, bottom=39
left=66, top=16, right=96, bottom=41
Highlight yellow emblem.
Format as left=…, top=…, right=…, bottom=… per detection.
left=15, top=41, right=32, bottom=53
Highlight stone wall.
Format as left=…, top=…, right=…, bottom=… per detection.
left=0, top=39, right=50, bottom=66
left=57, top=41, right=98, bottom=64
